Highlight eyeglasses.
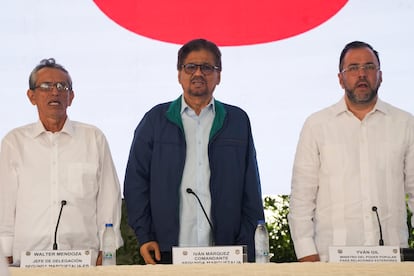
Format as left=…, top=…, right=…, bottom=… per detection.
left=341, top=63, right=379, bottom=74
left=34, top=82, right=71, bottom=92
left=181, top=63, right=220, bottom=75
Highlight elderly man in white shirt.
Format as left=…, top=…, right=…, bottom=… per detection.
left=288, top=41, right=414, bottom=262
left=0, top=58, right=123, bottom=265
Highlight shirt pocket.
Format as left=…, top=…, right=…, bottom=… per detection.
left=374, top=142, right=405, bottom=172
left=66, top=163, right=99, bottom=198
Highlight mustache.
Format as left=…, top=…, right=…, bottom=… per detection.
left=355, top=79, right=370, bottom=87
left=191, top=76, right=206, bottom=82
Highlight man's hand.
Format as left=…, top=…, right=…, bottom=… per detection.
left=298, top=254, right=320, bottom=262
left=140, top=241, right=161, bottom=265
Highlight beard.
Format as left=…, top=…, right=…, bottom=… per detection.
left=188, top=77, right=210, bottom=97
left=188, top=87, right=209, bottom=97
left=345, top=83, right=379, bottom=105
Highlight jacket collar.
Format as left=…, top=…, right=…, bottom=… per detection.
left=166, top=95, right=227, bottom=140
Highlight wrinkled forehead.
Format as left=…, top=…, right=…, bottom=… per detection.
left=36, top=67, right=71, bottom=82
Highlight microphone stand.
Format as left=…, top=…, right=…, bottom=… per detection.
left=186, top=188, right=215, bottom=245
left=371, top=206, right=384, bottom=246
left=53, top=200, right=67, bottom=250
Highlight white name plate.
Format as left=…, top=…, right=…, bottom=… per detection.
left=20, top=249, right=93, bottom=268
left=172, top=245, right=245, bottom=264
left=329, top=246, right=401, bottom=263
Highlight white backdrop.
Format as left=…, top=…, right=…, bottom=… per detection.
left=0, top=0, right=413, bottom=196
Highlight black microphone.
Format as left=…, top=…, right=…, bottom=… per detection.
left=370, top=207, right=414, bottom=261
left=371, top=206, right=384, bottom=246
left=186, top=188, right=215, bottom=245
left=53, top=200, right=67, bottom=250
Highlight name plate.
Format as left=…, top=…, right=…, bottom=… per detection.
left=20, top=249, right=93, bottom=268
left=172, top=245, right=245, bottom=264
left=329, top=246, right=401, bottom=263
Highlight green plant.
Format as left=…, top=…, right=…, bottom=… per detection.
left=263, top=195, right=297, bottom=262
left=116, top=200, right=143, bottom=265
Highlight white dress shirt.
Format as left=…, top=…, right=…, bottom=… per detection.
left=179, top=97, right=215, bottom=247
left=288, top=97, right=414, bottom=261
left=0, top=252, right=9, bottom=276
left=0, top=119, right=123, bottom=264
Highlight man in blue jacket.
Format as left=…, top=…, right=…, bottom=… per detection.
left=124, top=38, right=264, bottom=264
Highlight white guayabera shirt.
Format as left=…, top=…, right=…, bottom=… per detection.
left=289, top=97, right=414, bottom=262
left=0, top=252, right=9, bottom=276
left=0, top=119, right=123, bottom=265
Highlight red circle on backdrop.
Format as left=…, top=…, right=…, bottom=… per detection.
left=93, top=0, right=348, bottom=46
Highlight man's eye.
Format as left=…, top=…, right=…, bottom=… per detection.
left=201, top=65, right=213, bottom=72
left=40, top=83, right=51, bottom=89
left=187, top=65, right=196, bottom=70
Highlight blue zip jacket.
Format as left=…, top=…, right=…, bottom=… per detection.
left=124, top=96, right=264, bottom=262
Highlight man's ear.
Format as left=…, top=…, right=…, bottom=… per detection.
left=68, top=91, right=75, bottom=107
left=27, top=89, right=37, bottom=105
left=338, top=72, right=345, bottom=89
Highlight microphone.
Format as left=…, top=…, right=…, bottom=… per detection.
left=371, top=207, right=414, bottom=261
left=371, top=206, right=384, bottom=246
left=53, top=200, right=67, bottom=250
left=186, top=188, right=215, bottom=245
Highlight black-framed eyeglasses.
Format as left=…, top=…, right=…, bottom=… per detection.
left=181, top=63, right=220, bottom=75
left=33, top=82, right=71, bottom=92
left=341, top=63, right=379, bottom=75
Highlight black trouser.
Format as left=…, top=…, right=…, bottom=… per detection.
left=156, top=251, right=172, bottom=264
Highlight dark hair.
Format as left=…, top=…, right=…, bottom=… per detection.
left=177, top=38, right=222, bottom=71
left=29, top=58, right=72, bottom=90
left=339, top=41, right=380, bottom=72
